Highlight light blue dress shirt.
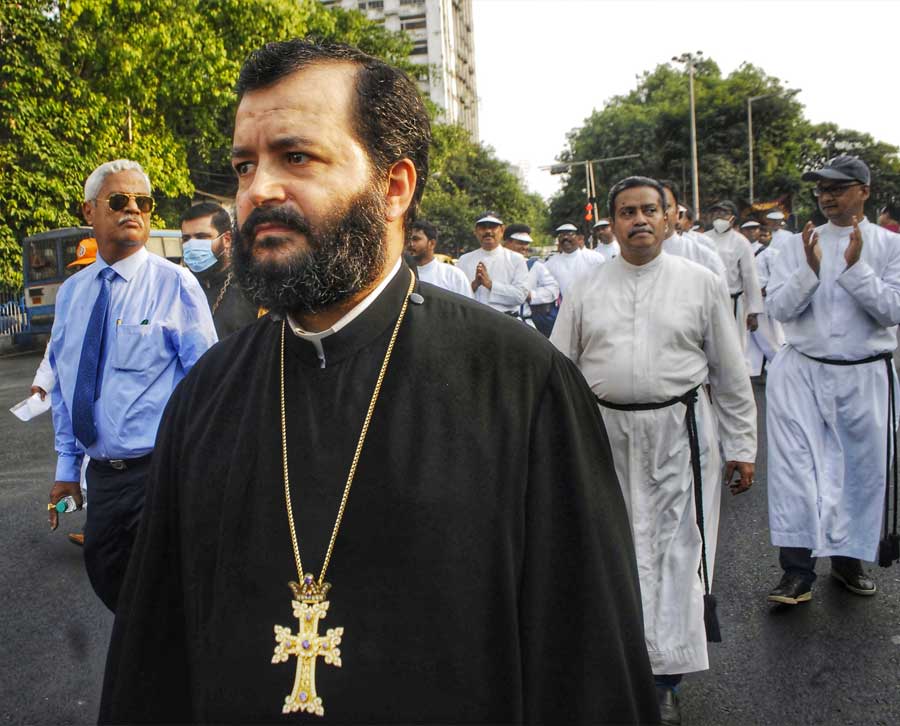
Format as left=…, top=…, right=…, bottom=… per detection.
left=50, top=247, right=218, bottom=481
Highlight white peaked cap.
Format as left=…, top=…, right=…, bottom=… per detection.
left=510, top=232, right=533, bottom=243
left=556, top=223, right=578, bottom=232
left=766, top=210, right=785, bottom=220
left=593, top=219, right=610, bottom=228
left=740, top=221, right=760, bottom=229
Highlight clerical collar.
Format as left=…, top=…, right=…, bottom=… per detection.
left=825, top=216, right=869, bottom=232
left=286, top=257, right=403, bottom=368
left=479, top=245, right=502, bottom=256
left=417, top=258, right=437, bottom=272
left=617, top=251, right=664, bottom=274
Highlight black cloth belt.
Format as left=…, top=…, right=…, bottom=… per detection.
left=89, top=453, right=152, bottom=472
left=595, top=385, right=721, bottom=641
left=503, top=310, right=520, bottom=318
left=799, top=350, right=899, bottom=566
left=730, top=290, right=743, bottom=318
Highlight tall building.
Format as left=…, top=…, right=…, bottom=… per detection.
left=320, top=0, right=479, bottom=139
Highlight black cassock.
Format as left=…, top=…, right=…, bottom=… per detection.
left=100, top=265, right=658, bottom=724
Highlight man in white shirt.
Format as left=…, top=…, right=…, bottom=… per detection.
left=740, top=220, right=762, bottom=254
left=551, top=176, right=756, bottom=726
left=707, top=200, right=763, bottom=355
left=766, top=155, right=900, bottom=605
left=591, top=219, right=620, bottom=262
left=766, top=209, right=795, bottom=251
left=545, top=223, right=605, bottom=297
left=659, top=181, right=727, bottom=281
left=502, top=224, right=559, bottom=337
left=746, top=226, right=785, bottom=377
left=405, top=220, right=471, bottom=298
left=455, top=211, right=528, bottom=313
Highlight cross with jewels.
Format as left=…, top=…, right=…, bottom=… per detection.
left=272, top=575, right=344, bottom=716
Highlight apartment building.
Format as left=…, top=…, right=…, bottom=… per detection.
left=320, top=0, right=479, bottom=139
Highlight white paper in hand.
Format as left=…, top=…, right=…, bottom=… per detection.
left=10, top=393, right=52, bottom=421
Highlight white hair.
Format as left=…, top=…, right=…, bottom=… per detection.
left=83, top=159, right=151, bottom=201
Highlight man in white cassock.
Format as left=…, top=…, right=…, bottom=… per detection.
left=502, top=223, right=559, bottom=337
left=551, top=176, right=757, bottom=726
left=545, top=223, right=605, bottom=297
left=405, top=219, right=472, bottom=298
left=766, top=209, right=795, bottom=251
left=765, top=155, right=900, bottom=607
left=746, top=225, right=784, bottom=377
left=740, top=220, right=762, bottom=253
left=456, top=211, right=528, bottom=313
left=707, top=200, right=763, bottom=357
left=659, top=181, right=727, bottom=281
left=591, top=219, right=620, bottom=262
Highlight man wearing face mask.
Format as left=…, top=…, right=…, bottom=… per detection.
left=180, top=202, right=259, bottom=339
left=707, top=200, right=763, bottom=358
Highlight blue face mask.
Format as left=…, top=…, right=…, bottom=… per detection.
left=182, top=237, right=221, bottom=272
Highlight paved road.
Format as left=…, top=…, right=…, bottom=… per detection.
left=1, top=351, right=898, bottom=725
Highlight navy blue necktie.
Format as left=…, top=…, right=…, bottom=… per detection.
left=72, top=266, right=116, bottom=447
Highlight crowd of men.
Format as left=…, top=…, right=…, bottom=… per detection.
left=33, top=38, right=900, bottom=726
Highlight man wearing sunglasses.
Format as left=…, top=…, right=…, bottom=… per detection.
left=45, top=159, right=218, bottom=612
left=766, top=155, right=900, bottom=606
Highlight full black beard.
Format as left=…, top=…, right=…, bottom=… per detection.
left=232, top=187, right=388, bottom=316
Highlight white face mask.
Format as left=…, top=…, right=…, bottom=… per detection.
left=712, top=218, right=732, bottom=234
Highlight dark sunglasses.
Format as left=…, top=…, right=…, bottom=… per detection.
left=101, top=193, right=155, bottom=213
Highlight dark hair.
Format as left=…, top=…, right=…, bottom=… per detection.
left=681, top=204, right=695, bottom=220
left=411, top=219, right=438, bottom=242
left=881, top=204, right=900, bottom=221
left=607, top=176, right=668, bottom=218
left=658, top=179, right=680, bottom=205
left=180, top=202, right=232, bottom=235
left=504, top=223, right=532, bottom=240
left=236, top=40, right=431, bottom=225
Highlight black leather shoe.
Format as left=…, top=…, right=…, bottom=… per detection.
left=767, top=573, right=812, bottom=605
left=831, top=563, right=876, bottom=596
left=656, top=686, right=681, bottom=726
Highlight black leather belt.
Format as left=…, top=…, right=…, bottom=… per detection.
left=89, top=453, right=152, bottom=472
left=799, top=350, right=899, bottom=566
left=596, top=385, right=721, bottom=641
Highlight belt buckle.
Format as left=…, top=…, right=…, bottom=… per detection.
left=109, top=459, right=127, bottom=471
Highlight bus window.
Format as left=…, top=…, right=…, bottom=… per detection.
left=62, top=241, right=81, bottom=277
left=28, top=239, right=59, bottom=281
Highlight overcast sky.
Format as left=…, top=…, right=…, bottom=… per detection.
left=472, top=0, right=900, bottom=201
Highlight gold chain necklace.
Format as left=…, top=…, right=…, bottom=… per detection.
left=211, top=271, right=233, bottom=315
left=271, top=269, right=415, bottom=717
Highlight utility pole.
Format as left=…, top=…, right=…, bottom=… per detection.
left=672, top=52, right=703, bottom=215
left=541, top=154, right=641, bottom=228
left=747, top=94, right=771, bottom=205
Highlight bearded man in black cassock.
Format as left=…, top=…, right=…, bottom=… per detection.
left=99, top=40, right=658, bottom=725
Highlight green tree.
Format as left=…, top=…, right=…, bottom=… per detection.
left=550, top=58, right=900, bottom=227
left=421, top=124, right=547, bottom=258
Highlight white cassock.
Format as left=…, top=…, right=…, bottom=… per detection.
left=749, top=240, right=763, bottom=256
left=708, top=227, right=764, bottom=355
left=545, top=248, right=605, bottom=297
left=766, top=218, right=900, bottom=560
left=746, top=245, right=785, bottom=375
left=684, top=229, right=717, bottom=251
left=663, top=233, right=727, bottom=281
left=522, top=257, right=559, bottom=317
left=769, top=227, right=794, bottom=252
left=594, top=240, right=620, bottom=262
left=551, top=252, right=756, bottom=675
left=456, top=245, right=528, bottom=312
left=416, top=258, right=473, bottom=298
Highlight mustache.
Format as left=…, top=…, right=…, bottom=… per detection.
left=239, top=205, right=312, bottom=246
left=628, top=226, right=652, bottom=238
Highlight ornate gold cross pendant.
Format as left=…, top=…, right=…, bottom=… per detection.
left=272, top=576, right=344, bottom=716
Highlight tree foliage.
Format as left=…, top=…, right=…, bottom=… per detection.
left=550, top=58, right=900, bottom=228
left=422, top=124, right=548, bottom=258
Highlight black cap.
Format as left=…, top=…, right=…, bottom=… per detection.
left=802, top=155, right=871, bottom=185
left=709, top=200, right=738, bottom=217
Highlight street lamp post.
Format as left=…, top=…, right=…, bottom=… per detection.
left=672, top=52, right=703, bottom=215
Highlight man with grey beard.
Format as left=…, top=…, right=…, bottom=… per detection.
left=100, top=39, right=658, bottom=725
